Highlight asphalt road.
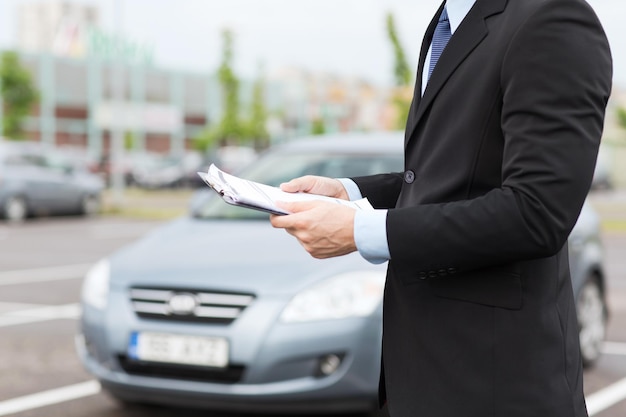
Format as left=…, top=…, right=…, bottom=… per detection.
left=0, top=210, right=625, bottom=417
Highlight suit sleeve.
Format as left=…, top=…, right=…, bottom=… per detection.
left=385, top=0, right=612, bottom=272
left=351, top=172, right=404, bottom=209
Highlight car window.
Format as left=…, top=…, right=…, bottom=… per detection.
left=314, top=156, right=402, bottom=178
left=196, top=151, right=403, bottom=220
left=44, top=153, right=74, bottom=173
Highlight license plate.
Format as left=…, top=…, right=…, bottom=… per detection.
left=128, top=332, right=229, bottom=368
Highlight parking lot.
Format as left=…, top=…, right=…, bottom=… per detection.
left=0, top=191, right=625, bottom=417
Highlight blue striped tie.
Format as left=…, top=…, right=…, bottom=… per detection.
left=428, top=7, right=451, bottom=81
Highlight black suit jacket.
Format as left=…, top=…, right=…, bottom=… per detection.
left=352, top=0, right=612, bottom=416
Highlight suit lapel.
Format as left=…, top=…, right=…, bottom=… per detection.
left=405, top=0, right=508, bottom=143
left=412, top=2, right=446, bottom=112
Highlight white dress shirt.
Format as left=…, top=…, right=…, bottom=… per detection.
left=348, top=0, right=477, bottom=264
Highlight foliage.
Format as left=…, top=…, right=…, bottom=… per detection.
left=245, top=67, right=270, bottom=149
left=123, top=131, right=133, bottom=150
left=193, top=125, right=218, bottom=153
left=217, top=30, right=244, bottom=142
left=0, top=51, right=39, bottom=139
left=195, top=31, right=271, bottom=152
left=311, top=118, right=326, bottom=135
left=617, top=107, right=626, bottom=131
left=194, top=29, right=245, bottom=152
left=385, top=12, right=413, bottom=130
left=391, top=86, right=413, bottom=131
left=386, top=13, right=412, bottom=86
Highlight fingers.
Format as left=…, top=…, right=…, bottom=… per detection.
left=279, top=176, right=347, bottom=199
left=280, top=176, right=317, bottom=193
left=269, top=201, right=357, bottom=259
left=269, top=201, right=318, bottom=229
left=276, top=200, right=318, bottom=214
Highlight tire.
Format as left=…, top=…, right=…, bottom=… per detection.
left=81, top=194, right=101, bottom=216
left=4, top=196, right=27, bottom=223
left=576, top=275, right=607, bottom=368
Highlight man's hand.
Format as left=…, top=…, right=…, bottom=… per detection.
left=270, top=200, right=356, bottom=259
left=280, top=176, right=349, bottom=200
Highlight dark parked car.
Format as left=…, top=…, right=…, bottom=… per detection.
left=0, top=139, right=104, bottom=222
left=77, top=132, right=607, bottom=414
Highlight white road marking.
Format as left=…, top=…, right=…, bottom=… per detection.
left=0, top=380, right=101, bottom=416
left=602, top=341, right=626, bottom=356
left=588, top=376, right=626, bottom=416
left=0, top=345, right=621, bottom=416
left=0, top=376, right=622, bottom=417
left=0, top=304, right=80, bottom=328
left=0, top=264, right=91, bottom=286
left=0, top=302, right=52, bottom=314
left=0, top=257, right=624, bottom=415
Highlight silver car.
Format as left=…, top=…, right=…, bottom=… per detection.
left=77, top=132, right=607, bottom=414
left=0, top=140, right=104, bottom=222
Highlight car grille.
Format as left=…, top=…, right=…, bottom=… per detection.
left=129, top=287, right=255, bottom=324
left=117, top=355, right=245, bottom=383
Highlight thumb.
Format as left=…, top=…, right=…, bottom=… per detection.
left=279, top=179, right=304, bottom=193
left=280, top=176, right=316, bottom=193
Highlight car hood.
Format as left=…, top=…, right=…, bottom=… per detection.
left=110, top=217, right=385, bottom=296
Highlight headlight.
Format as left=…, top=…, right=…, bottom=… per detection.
left=81, top=259, right=110, bottom=310
left=280, top=271, right=385, bottom=323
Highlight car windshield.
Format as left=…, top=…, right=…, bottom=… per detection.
left=195, top=150, right=403, bottom=220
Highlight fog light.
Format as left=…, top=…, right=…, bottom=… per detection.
left=317, top=354, right=343, bottom=377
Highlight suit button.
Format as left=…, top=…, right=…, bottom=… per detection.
left=438, top=269, right=447, bottom=277
left=419, top=272, right=427, bottom=280
left=429, top=271, right=438, bottom=278
left=448, top=268, right=457, bottom=275
left=404, top=170, right=415, bottom=184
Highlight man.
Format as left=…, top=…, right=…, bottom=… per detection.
left=270, top=0, right=612, bottom=415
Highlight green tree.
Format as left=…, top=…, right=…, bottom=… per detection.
left=124, top=131, right=136, bottom=150
left=217, top=30, right=244, bottom=143
left=386, top=12, right=413, bottom=130
left=311, top=118, right=326, bottom=135
left=387, top=13, right=412, bottom=86
left=245, top=67, right=270, bottom=149
left=617, top=107, right=626, bottom=131
left=195, top=29, right=245, bottom=152
left=0, top=51, right=39, bottom=139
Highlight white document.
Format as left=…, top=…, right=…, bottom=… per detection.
left=197, top=164, right=373, bottom=215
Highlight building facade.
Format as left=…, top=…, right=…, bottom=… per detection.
left=14, top=52, right=220, bottom=157
left=2, top=52, right=396, bottom=158
left=3, top=1, right=398, bottom=159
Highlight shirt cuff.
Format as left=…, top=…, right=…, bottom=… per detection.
left=337, top=178, right=363, bottom=201
left=354, top=209, right=390, bottom=265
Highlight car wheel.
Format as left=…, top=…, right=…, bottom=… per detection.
left=4, top=196, right=27, bottom=223
left=81, top=194, right=101, bottom=216
left=576, top=275, right=607, bottom=367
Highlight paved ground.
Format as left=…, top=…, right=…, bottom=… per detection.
left=0, top=188, right=624, bottom=416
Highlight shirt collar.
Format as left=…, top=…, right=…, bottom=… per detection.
left=445, top=0, right=477, bottom=34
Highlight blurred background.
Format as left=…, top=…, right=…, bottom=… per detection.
left=0, top=1, right=625, bottom=417
left=0, top=0, right=624, bottom=196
